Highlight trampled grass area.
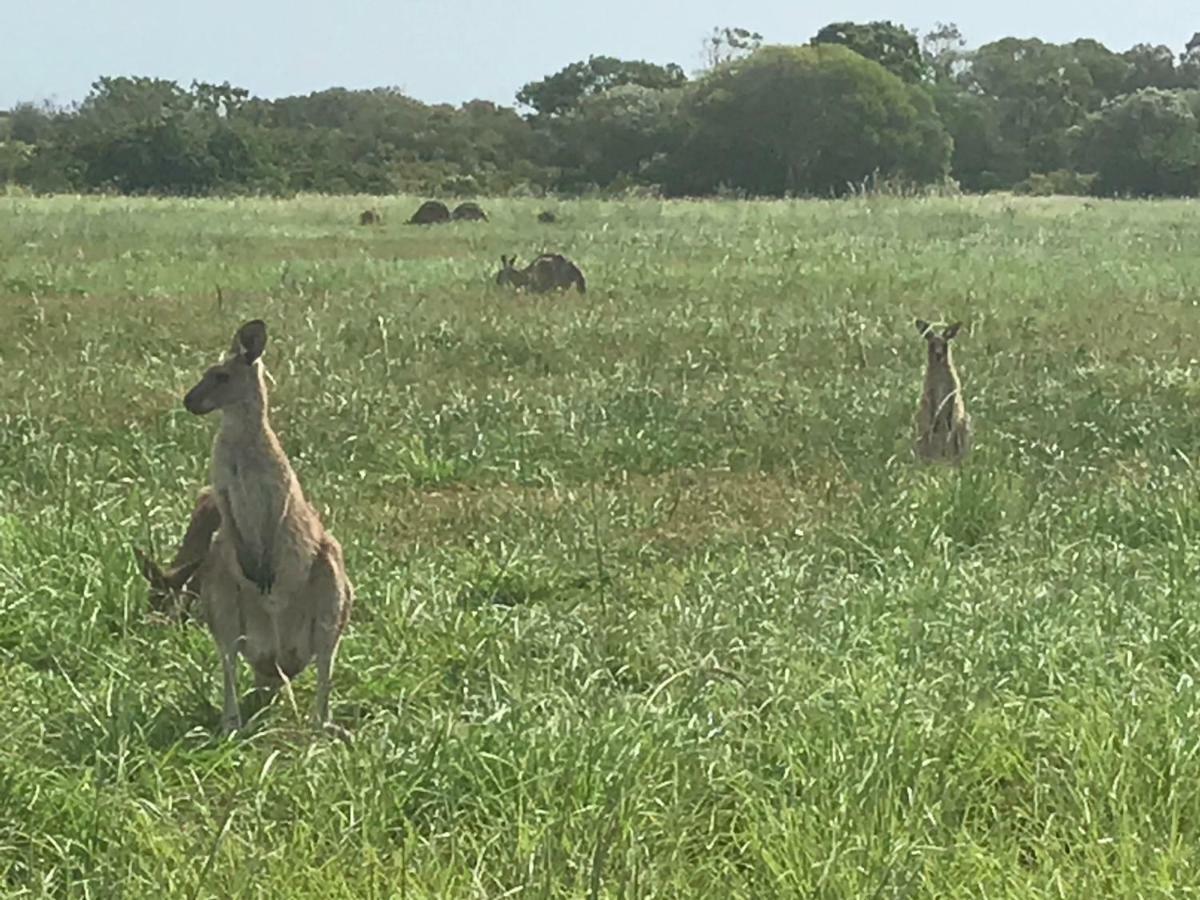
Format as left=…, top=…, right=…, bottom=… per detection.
left=4, top=193, right=1200, bottom=896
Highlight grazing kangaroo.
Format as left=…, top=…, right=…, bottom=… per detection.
left=359, top=208, right=382, bottom=226
left=407, top=200, right=451, bottom=225
left=451, top=201, right=488, bottom=221
left=495, top=253, right=586, bottom=294
left=184, top=320, right=353, bottom=735
left=134, top=486, right=221, bottom=622
left=914, top=319, right=972, bottom=465
left=536, top=210, right=557, bottom=224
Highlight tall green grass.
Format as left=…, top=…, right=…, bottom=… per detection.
left=3, top=193, right=1200, bottom=896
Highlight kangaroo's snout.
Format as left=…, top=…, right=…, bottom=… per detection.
left=183, top=383, right=213, bottom=415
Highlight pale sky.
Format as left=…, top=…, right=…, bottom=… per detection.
left=4, top=0, right=1197, bottom=110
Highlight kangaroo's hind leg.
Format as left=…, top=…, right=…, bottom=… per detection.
left=307, top=538, right=354, bottom=735
left=198, top=556, right=247, bottom=739
left=201, top=563, right=245, bottom=736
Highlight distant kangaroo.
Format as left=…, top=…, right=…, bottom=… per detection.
left=359, top=208, right=382, bottom=226
left=451, top=201, right=488, bottom=221
left=134, top=486, right=221, bottom=622
left=184, top=320, right=353, bottom=735
left=495, top=253, right=586, bottom=294
left=407, top=200, right=451, bottom=225
left=914, top=319, right=972, bottom=465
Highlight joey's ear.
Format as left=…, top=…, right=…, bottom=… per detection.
left=915, top=319, right=932, bottom=339
left=943, top=322, right=963, bottom=341
left=235, top=319, right=267, bottom=363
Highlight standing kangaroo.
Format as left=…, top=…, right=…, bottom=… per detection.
left=914, top=319, right=972, bottom=465
left=184, top=320, right=353, bottom=735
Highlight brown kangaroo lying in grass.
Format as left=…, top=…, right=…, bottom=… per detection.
left=495, top=254, right=586, bottom=294
left=184, top=320, right=354, bottom=735
left=408, top=200, right=451, bottom=225
left=914, top=319, right=972, bottom=465
left=134, top=487, right=220, bottom=622
left=451, top=201, right=488, bottom=221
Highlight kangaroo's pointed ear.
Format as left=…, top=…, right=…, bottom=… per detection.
left=133, top=548, right=167, bottom=589
left=234, top=319, right=267, bottom=363
left=915, top=319, right=932, bottom=339
left=943, top=322, right=962, bottom=340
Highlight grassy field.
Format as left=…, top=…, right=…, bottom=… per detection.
left=4, top=192, right=1200, bottom=897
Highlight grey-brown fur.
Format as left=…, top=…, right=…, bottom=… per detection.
left=359, top=208, right=382, bottom=226
left=914, top=319, right=972, bottom=465
left=134, top=486, right=221, bottom=623
left=451, top=202, right=488, bottom=221
left=407, top=200, right=451, bottom=225
left=495, top=253, right=586, bottom=294
left=183, top=320, right=354, bottom=735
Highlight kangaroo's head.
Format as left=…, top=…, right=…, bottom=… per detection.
left=495, top=255, right=525, bottom=287
left=183, top=319, right=268, bottom=415
left=916, top=319, right=962, bottom=367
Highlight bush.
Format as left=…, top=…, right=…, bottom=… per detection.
left=1072, top=88, right=1200, bottom=196
left=1013, top=169, right=1098, bottom=196
left=666, top=45, right=951, bottom=197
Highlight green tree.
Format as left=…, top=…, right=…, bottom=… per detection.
left=1066, top=39, right=1130, bottom=107
left=1072, top=88, right=1200, bottom=196
left=66, top=77, right=212, bottom=193
left=701, top=26, right=763, bottom=69
left=517, top=56, right=686, bottom=117
left=57, top=77, right=284, bottom=194
left=668, top=45, right=950, bottom=196
left=550, top=84, right=686, bottom=189
left=1179, top=33, right=1200, bottom=88
left=811, top=21, right=927, bottom=83
left=0, top=139, right=34, bottom=184
left=958, top=38, right=1096, bottom=181
left=928, top=82, right=1003, bottom=190
left=191, top=81, right=250, bottom=117
left=1122, top=44, right=1181, bottom=91
left=7, top=102, right=57, bottom=144
left=922, top=22, right=967, bottom=82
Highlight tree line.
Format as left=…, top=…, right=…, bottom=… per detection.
left=3, top=21, right=1200, bottom=199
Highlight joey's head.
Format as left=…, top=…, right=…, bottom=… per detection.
left=133, top=547, right=204, bottom=618
left=915, top=319, right=962, bottom=367
left=183, top=319, right=268, bottom=415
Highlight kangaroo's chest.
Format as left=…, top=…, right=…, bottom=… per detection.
left=213, top=442, right=284, bottom=525
left=925, top=375, right=962, bottom=421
